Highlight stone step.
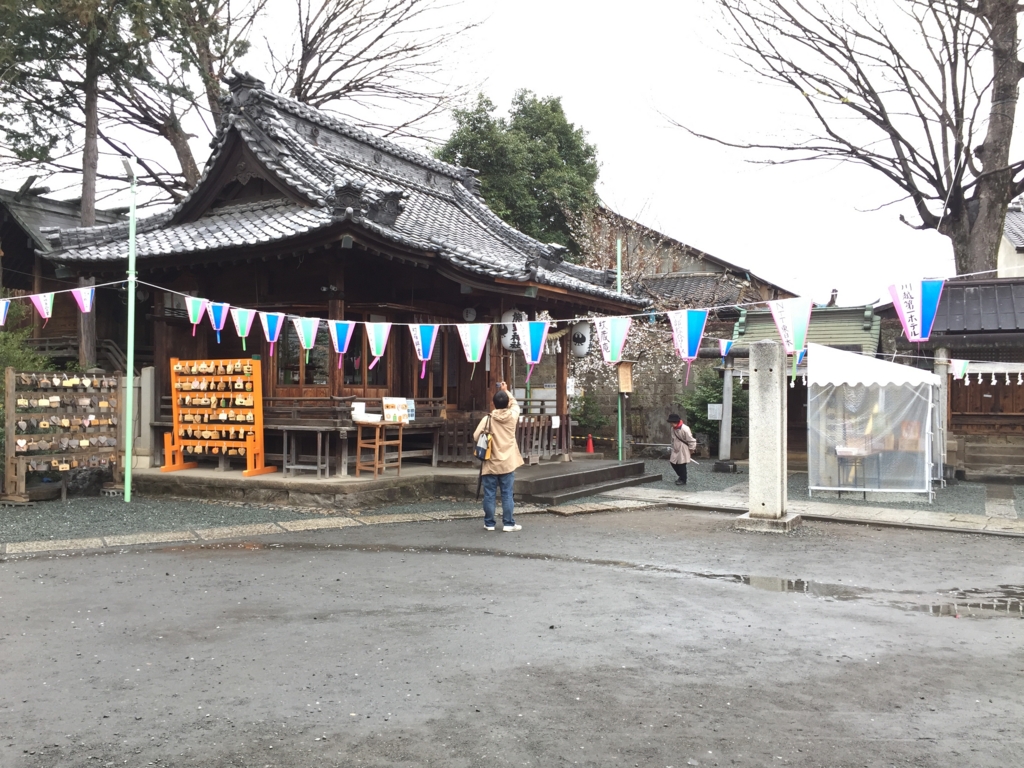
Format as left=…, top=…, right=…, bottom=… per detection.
left=964, top=468, right=1024, bottom=484
left=515, top=460, right=646, bottom=495
left=526, top=473, right=663, bottom=505
left=965, top=445, right=1024, bottom=458
left=965, top=460, right=1024, bottom=471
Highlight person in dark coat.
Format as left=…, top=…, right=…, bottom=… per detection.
left=668, top=413, right=696, bottom=486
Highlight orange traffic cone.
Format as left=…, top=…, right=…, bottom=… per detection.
left=586, top=434, right=594, bottom=453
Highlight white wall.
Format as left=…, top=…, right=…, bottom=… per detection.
left=997, top=236, right=1024, bottom=278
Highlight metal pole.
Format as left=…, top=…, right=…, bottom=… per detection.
left=616, top=237, right=623, bottom=461
left=123, top=162, right=138, bottom=502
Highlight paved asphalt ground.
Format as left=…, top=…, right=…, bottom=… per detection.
left=2, top=506, right=1023, bottom=767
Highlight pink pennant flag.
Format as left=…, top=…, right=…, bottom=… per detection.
left=30, top=293, right=55, bottom=327
left=71, top=287, right=95, bottom=313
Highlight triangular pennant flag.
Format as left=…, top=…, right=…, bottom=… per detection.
left=30, top=293, right=55, bottom=327
left=719, top=339, right=734, bottom=359
left=327, top=320, right=357, bottom=369
left=593, top=317, right=632, bottom=364
left=0, top=299, right=10, bottom=326
left=888, top=279, right=945, bottom=342
left=950, top=359, right=970, bottom=380
left=365, top=322, right=392, bottom=369
left=768, top=297, right=813, bottom=380
left=71, top=287, right=95, bottom=314
left=516, top=321, right=549, bottom=383
left=457, top=324, right=491, bottom=379
left=207, top=302, right=230, bottom=344
left=259, top=311, right=286, bottom=357
left=184, top=296, right=208, bottom=337
left=409, top=324, right=440, bottom=379
left=291, top=317, right=320, bottom=364
left=796, top=349, right=807, bottom=365
left=230, top=307, right=257, bottom=351
left=667, top=309, right=709, bottom=385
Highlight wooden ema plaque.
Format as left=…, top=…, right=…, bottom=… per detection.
left=161, top=358, right=276, bottom=477
left=4, top=368, right=124, bottom=499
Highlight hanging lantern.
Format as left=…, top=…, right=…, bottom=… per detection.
left=668, top=309, right=709, bottom=385
left=516, top=320, right=549, bottom=382
left=231, top=307, right=257, bottom=351
left=949, top=359, right=969, bottom=380
left=888, top=279, right=945, bottom=342
left=768, top=296, right=813, bottom=381
left=365, top=322, right=392, bottom=369
left=259, top=311, right=286, bottom=357
left=593, top=317, right=632, bottom=364
left=499, top=308, right=526, bottom=350
left=72, top=286, right=95, bottom=314
left=291, top=317, right=320, bottom=364
left=207, top=302, right=230, bottom=344
left=409, top=324, right=440, bottom=379
left=327, top=320, right=357, bottom=369
left=457, top=323, right=491, bottom=379
left=30, top=293, right=55, bottom=327
left=184, top=296, right=208, bottom=337
left=570, top=321, right=591, bottom=357
left=719, top=339, right=734, bottom=359
left=0, top=299, right=9, bottom=326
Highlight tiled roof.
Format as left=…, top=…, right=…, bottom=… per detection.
left=932, top=280, right=1024, bottom=332
left=639, top=273, right=760, bottom=307
left=44, top=72, right=645, bottom=308
left=1004, top=209, right=1024, bottom=249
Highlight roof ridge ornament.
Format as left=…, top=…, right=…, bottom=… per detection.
left=327, top=176, right=405, bottom=226
left=223, top=69, right=266, bottom=111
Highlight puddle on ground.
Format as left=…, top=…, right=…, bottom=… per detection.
left=158, top=540, right=1024, bottom=620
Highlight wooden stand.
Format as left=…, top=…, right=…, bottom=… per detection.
left=161, top=358, right=277, bottom=477
left=355, top=422, right=403, bottom=478
left=4, top=368, right=124, bottom=498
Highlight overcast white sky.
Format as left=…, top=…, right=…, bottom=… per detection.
left=17, top=0, right=966, bottom=307
left=452, top=0, right=956, bottom=307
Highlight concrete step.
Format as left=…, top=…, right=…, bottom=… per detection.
left=965, top=445, right=1024, bottom=457
left=515, top=460, right=645, bottom=495
left=526, top=473, right=663, bottom=505
left=964, top=468, right=1024, bottom=484
left=966, top=460, right=1024, bottom=471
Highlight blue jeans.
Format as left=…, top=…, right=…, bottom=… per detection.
left=482, top=471, right=515, bottom=527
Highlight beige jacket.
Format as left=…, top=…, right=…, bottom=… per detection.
left=473, top=396, right=524, bottom=476
left=670, top=422, right=696, bottom=464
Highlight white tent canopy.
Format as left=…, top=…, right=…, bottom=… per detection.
left=807, top=343, right=939, bottom=388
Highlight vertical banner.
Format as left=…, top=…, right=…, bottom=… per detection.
left=408, top=324, right=440, bottom=379
left=230, top=307, right=257, bottom=351
left=259, top=311, right=286, bottom=357
left=888, top=279, right=944, bottom=342
left=30, top=293, right=55, bottom=327
left=515, top=321, right=549, bottom=383
left=0, top=299, right=9, bottom=326
left=207, top=302, right=230, bottom=344
left=291, top=317, right=320, bottom=364
left=457, top=323, right=491, bottom=379
left=71, top=286, right=95, bottom=314
left=950, top=359, right=970, bottom=380
left=768, top=296, right=813, bottom=380
left=667, top=309, right=709, bottom=385
left=365, top=322, right=392, bottom=369
left=327, top=320, right=357, bottom=369
left=719, top=339, right=734, bottom=359
left=184, top=296, right=208, bottom=337
left=593, top=317, right=632, bottom=364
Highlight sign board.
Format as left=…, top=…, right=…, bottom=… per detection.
left=616, top=361, right=634, bottom=393
left=382, top=397, right=409, bottom=423
left=708, top=403, right=723, bottom=421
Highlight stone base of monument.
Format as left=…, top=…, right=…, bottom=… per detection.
left=734, top=511, right=802, bottom=533
left=712, top=460, right=737, bottom=473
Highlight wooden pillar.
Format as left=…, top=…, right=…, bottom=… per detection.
left=556, top=334, right=568, bottom=415
left=32, top=256, right=42, bottom=339
left=78, top=275, right=97, bottom=368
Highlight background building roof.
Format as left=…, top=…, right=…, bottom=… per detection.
left=931, top=279, right=1024, bottom=333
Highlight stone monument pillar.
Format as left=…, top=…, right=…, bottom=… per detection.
left=736, top=340, right=801, bottom=531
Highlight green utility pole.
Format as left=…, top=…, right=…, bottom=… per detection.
left=123, top=159, right=137, bottom=502
left=616, top=237, right=623, bottom=462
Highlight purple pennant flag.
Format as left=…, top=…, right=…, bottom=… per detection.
left=207, top=302, right=230, bottom=344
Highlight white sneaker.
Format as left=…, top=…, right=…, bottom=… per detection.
left=502, top=524, right=522, bottom=532
left=484, top=524, right=495, bottom=531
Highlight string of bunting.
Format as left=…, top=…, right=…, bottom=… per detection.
left=125, top=278, right=947, bottom=376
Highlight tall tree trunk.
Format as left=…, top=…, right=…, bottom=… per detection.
left=162, top=119, right=200, bottom=190
left=81, top=51, right=99, bottom=228
left=965, top=0, right=1020, bottom=275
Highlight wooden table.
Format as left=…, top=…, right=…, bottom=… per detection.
left=355, top=422, right=403, bottom=478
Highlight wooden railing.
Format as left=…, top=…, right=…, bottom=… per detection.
left=437, top=412, right=571, bottom=463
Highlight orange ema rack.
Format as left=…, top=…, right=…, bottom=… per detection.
left=161, top=357, right=277, bottom=477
